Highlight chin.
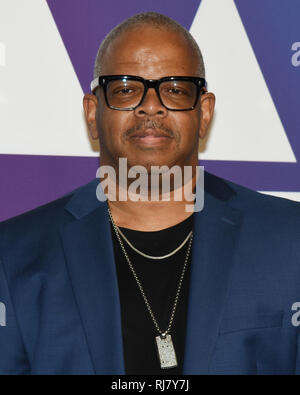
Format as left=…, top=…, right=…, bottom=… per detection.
left=127, top=156, right=178, bottom=173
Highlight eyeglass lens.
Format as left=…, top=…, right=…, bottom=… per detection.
left=106, top=79, right=198, bottom=109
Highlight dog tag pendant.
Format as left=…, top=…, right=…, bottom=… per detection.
left=155, top=333, right=178, bottom=369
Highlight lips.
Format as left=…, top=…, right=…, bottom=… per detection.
left=131, top=128, right=171, bottom=139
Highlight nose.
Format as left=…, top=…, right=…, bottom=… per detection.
left=134, top=87, right=168, bottom=118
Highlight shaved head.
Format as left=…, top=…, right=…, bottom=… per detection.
left=93, top=12, right=205, bottom=79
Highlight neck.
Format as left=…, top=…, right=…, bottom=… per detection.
left=104, top=169, right=198, bottom=231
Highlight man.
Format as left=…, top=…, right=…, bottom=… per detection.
left=1, top=12, right=300, bottom=375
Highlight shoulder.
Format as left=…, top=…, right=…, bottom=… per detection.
left=0, top=179, right=100, bottom=255
left=205, top=170, right=300, bottom=210
left=0, top=191, right=71, bottom=250
left=205, top=170, right=300, bottom=230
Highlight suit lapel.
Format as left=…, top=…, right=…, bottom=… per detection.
left=183, top=191, right=242, bottom=374
left=60, top=197, right=125, bottom=375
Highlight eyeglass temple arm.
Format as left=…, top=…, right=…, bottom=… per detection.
left=90, top=77, right=99, bottom=92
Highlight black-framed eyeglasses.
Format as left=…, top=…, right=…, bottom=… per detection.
left=90, top=75, right=207, bottom=111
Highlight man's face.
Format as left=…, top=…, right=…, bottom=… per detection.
left=84, top=27, right=215, bottom=171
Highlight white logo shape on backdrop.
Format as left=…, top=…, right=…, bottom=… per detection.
left=190, top=0, right=296, bottom=162
left=0, top=42, right=5, bottom=67
left=0, top=0, right=98, bottom=157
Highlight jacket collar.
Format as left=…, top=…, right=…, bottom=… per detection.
left=64, top=171, right=237, bottom=220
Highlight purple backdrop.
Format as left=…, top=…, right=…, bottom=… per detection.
left=0, top=0, right=299, bottom=221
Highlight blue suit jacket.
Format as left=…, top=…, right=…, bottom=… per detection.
left=1, top=171, right=300, bottom=374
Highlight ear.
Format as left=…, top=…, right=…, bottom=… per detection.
left=199, top=91, right=215, bottom=139
left=83, top=93, right=99, bottom=140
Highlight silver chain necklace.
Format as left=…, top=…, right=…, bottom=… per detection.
left=108, top=206, right=193, bottom=369
left=116, top=223, right=193, bottom=260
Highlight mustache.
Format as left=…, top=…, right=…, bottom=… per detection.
left=125, top=120, right=175, bottom=138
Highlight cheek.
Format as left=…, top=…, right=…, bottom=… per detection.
left=97, top=107, right=131, bottom=144
left=171, top=112, right=200, bottom=144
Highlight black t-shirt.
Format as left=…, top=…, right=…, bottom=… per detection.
left=110, top=214, right=194, bottom=375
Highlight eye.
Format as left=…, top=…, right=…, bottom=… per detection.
left=168, top=88, right=185, bottom=95
left=114, top=87, right=135, bottom=95
left=162, top=86, right=188, bottom=96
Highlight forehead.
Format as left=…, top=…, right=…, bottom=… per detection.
left=101, top=27, right=199, bottom=78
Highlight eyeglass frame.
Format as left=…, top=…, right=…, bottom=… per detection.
left=90, top=75, right=207, bottom=111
